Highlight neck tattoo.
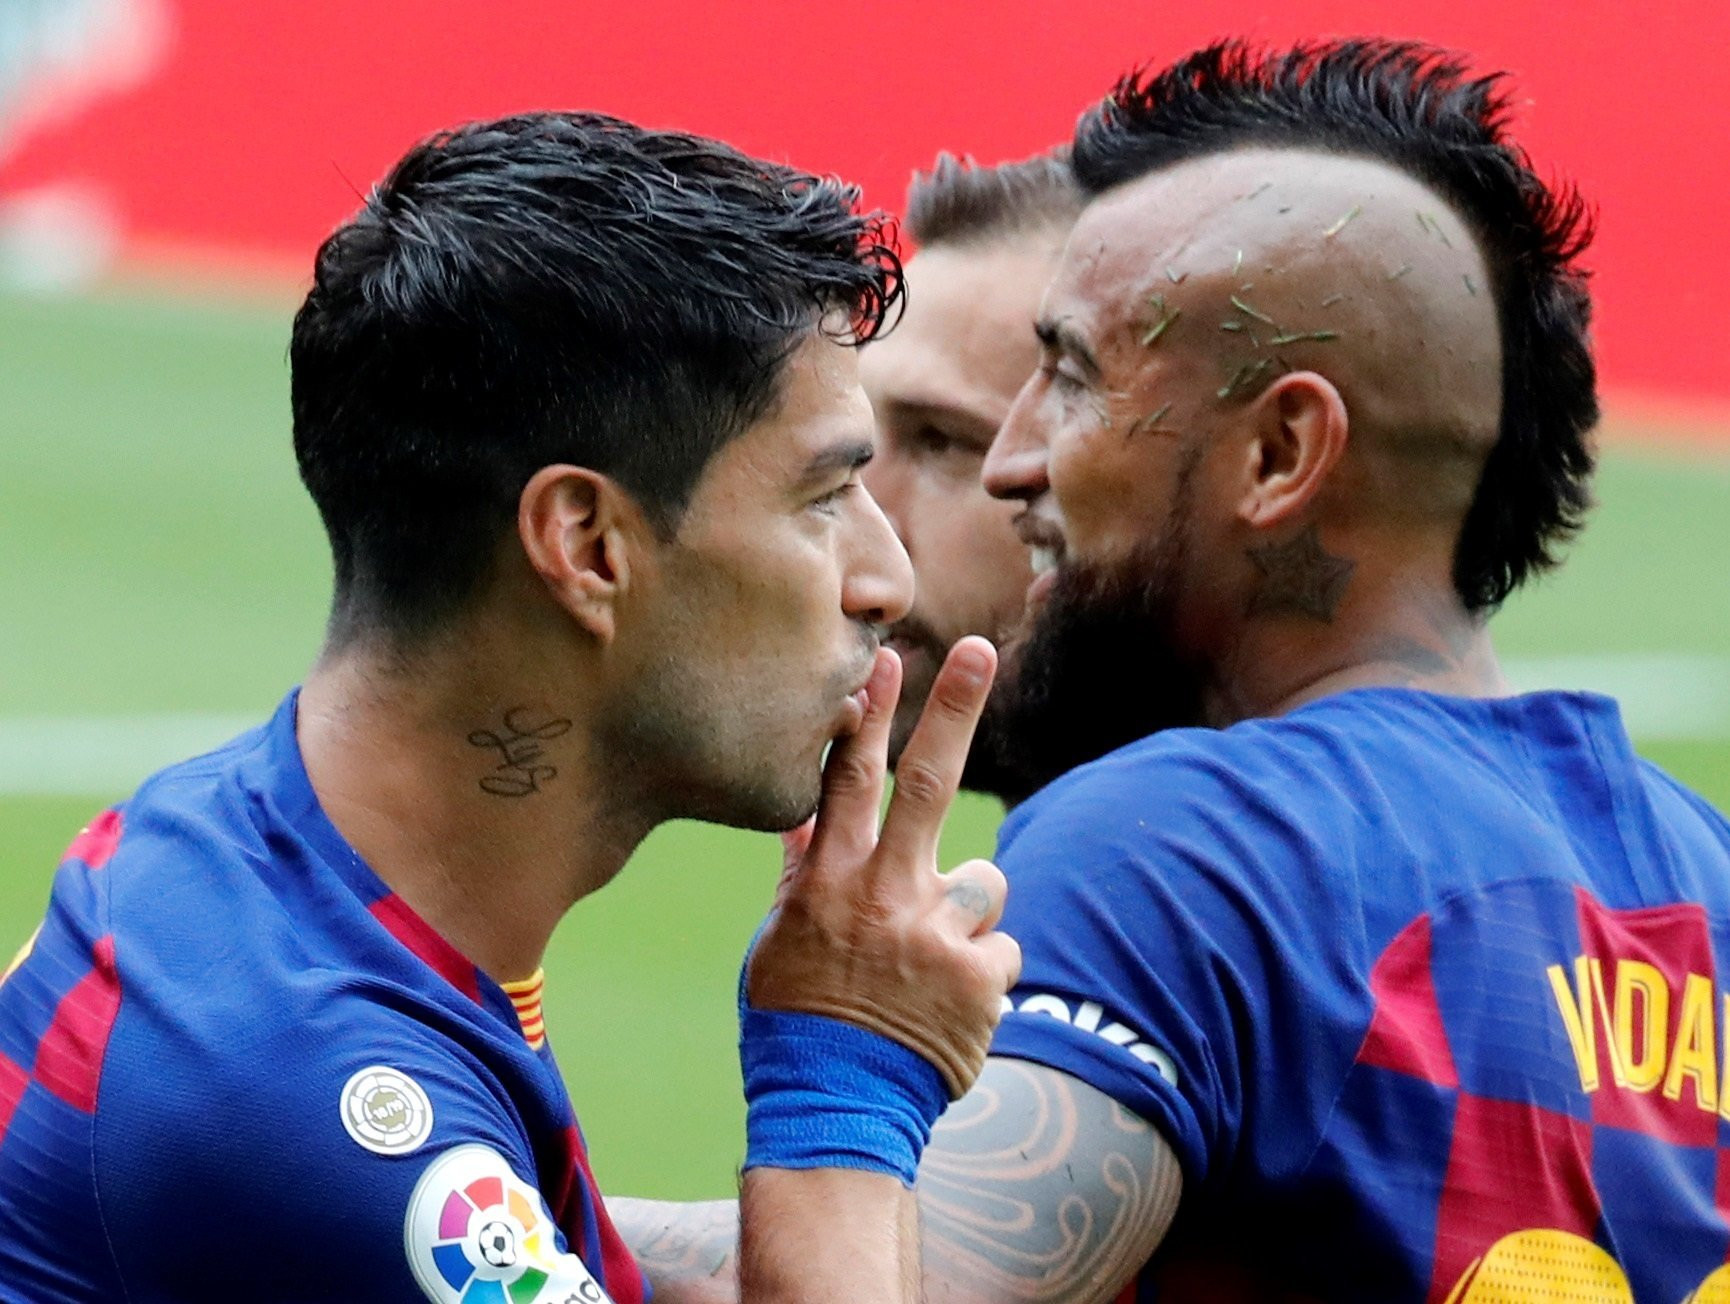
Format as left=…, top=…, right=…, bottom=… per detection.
left=1244, top=524, right=1356, bottom=622
left=466, top=708, right=573, bottom=798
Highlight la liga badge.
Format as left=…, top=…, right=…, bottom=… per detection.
left=405, top=1144, right=613, bottom=1303
left=341, top=1065, right=435, bottom=1156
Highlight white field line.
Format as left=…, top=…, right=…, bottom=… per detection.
left=0, top=654, right=1726, bottom=797
left=1502, top=654, right=1730, bottom=745
left=0, top=713, right=256, bottom=797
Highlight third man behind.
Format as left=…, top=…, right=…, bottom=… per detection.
left=861, top=151, right=1082, bottom=802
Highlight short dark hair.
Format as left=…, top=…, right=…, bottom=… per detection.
left=292, top=112, right=902, bottom=643
left=905, top=149, right=1083, bottom=249
left=1073, top=40, right=1598, bottom=612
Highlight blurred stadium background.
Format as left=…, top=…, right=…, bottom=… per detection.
left=3, top=0, right=1727, bottom=1201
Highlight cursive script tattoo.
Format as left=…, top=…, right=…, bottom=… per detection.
left=466, top=709, right=572, bottom=798
left=1244, top=523, right=1355, bottom=623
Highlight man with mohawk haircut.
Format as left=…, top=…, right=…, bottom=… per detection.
left=976, top=37, right=1730, bottom=1303
left=628, top=39, right=1730, bottom=1304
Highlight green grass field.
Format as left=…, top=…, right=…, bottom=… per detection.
left=3, top=285, right=1729, bottom=1199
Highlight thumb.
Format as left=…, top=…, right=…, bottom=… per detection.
left=776, top=817, right=817, bottom=899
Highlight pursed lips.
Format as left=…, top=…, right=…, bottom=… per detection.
left=835, top=630, right=887, bottom=730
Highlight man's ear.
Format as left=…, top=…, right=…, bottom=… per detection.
left=517, top=464, right=643, bottom=644
left=1235, top=370, right=1350, bottom=529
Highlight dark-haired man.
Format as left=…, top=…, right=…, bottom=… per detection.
left=0, top=113, right=1019, bottom=1303
left=979, top=38, right=1730, bottom=1302
left=623, top=39, right=1730, bottom=1304
left=607, top=153, right=1081, bottom=1292
left=861, top=151, right=1082, bottom=801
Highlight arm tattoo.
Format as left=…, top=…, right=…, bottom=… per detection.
left=602, top=1062, right=1181, bottom=1304
left=605, top=1197, right=738, bottom=1304
left=1244, top=523, right=1355, bottom=622
left=918, top=1058, right=1182, bottom=1304
left=466, top=708, right=572, bottom=797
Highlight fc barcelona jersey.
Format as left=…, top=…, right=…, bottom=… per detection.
left=991, top=688, right=1730, bottom=1302
left=0, top=691, right=650, bottom=1304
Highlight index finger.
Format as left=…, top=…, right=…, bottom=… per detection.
left=802, top=646, right=901, bottom=869
left=875, top=636, right=997, bottom=871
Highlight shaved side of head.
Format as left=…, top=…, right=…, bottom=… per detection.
left=1087, top=148, right=1502, bottom=531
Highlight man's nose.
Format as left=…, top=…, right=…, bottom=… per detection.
left=860, top=451, right=912, bottom=549
left=982, top=380, right=1050, bottom=503
left=842, top=488, right=915, bottom=627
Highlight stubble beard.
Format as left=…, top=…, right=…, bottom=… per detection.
left=604, top=661, right=834, bottom=835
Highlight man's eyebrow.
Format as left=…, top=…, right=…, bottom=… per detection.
left=1033, top=316, right=1102, bottom=379
left=881, top=396, right=1000, bottom=441
left=797, top=439, right=875, bottom=485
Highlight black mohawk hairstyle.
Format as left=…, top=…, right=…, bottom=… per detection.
left=1074, top=39, right=1598, bottom=612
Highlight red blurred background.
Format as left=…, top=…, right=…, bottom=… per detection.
left=5, top=0, right=1726, bottom=413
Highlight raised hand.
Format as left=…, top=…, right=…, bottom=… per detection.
left=746, top=635, right=1021, bottom=1098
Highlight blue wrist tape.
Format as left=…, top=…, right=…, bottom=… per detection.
left=740, top=1005, right=948, bottom=1188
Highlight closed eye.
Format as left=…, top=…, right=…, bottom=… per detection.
left=797, top=438, right=874, bottom=515
left=810, top=479, right=860, bottom=514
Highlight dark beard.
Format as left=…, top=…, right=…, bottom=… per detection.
left=987, top=531, right=1209, bottom=804
left=957, top=688, right=1023, bottom=803
left=885, top=615, right=1025, bottom=806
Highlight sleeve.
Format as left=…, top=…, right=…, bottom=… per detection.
left=93, top=1003, right=619, bottom=1303
left=987, top=742, right=1368, bottom=1193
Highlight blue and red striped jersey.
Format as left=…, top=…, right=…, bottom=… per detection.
left=992, top=688, right=1730, bottom=1302
left=0, top=691, right=649, bottom=1304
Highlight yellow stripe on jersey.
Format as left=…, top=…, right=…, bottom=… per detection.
left=501, top=969, right=547, bottom=1051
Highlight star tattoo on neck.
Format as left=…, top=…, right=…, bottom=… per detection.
left=1244, top=524, right=1356, bottom=622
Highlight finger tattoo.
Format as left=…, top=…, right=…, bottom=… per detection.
left=944, top=879, right=994, bottom=921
